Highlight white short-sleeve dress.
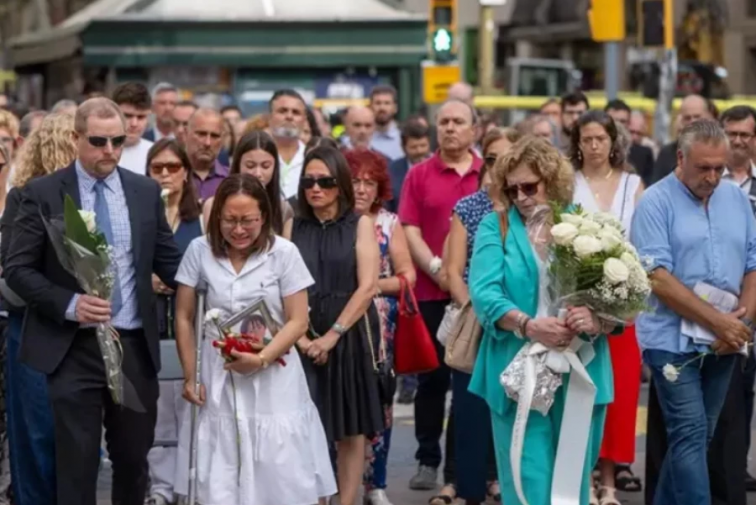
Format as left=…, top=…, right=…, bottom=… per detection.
left=173, top=235, right=337, bottom=505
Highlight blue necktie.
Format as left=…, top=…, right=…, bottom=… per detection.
left=93, top=180, right=122, bottom=317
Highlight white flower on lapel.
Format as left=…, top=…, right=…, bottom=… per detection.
left=161, top=188, right=171, bottom=204
left=79, top=210, right=96, bottom=233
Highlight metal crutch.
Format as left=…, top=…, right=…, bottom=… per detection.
left=188, top=280, right=207, bottom=505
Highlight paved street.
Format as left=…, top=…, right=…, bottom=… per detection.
left=96, top=384, right=756, bottom=504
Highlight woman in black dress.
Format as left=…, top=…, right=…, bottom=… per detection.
left=284, top=146, right=383, bottom=505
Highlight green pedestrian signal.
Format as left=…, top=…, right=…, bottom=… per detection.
left=432, top=28, right=454, bottom=62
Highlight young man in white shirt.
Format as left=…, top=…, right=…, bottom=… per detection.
left=112, top=82, right=154, bottom=175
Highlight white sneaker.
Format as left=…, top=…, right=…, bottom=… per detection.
left=364, top=489, right=394, bottom=505
left=145, top=494, right=169, bottom=505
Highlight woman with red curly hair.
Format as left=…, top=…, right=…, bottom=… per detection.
left=343, top=148, right=416, bottom=505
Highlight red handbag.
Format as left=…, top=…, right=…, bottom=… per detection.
left=393, top=274, right=439, bottom=375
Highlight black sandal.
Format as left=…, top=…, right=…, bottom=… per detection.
left=615, top=464, right=642, bottom=492
left=429, top=484, right=456, bottom=505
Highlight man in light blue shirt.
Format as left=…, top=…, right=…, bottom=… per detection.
left=631, top=119, right=756, bottom=505
left=368, top=84, right=404, bottom=161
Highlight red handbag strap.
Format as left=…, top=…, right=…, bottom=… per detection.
left=398, top=273, right=419, bottom=313
left=398, top=274, right=407, bottom=309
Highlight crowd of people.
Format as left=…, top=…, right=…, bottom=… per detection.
left=0, top=80, right=751, bottom=505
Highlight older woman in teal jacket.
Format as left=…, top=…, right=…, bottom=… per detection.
left=468, top=136, right=615, bottom=505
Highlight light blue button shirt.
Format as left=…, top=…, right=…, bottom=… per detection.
left=65, top=162, right=141, bottom=329
left=631, top=172, right=756, bottom=354
left=370, top=122, right=403, bottom=161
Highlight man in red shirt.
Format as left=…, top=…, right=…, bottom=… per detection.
left=398, top=99, right=481, bottom=496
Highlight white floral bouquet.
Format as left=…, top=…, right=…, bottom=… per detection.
left=42, top=195, right=141, bottom=411
left=548, top=204, right=651, bottom=323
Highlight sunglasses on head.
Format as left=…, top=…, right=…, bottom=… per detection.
left=503, top=179, right=542, bottom=201
left=87, top=135, right=127, bottom=149
left=150, top=162, right=184, bottom=175
left=301, top=176, right=338, bottom=190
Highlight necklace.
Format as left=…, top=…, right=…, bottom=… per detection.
left=583, top=168, right=615, bottom=201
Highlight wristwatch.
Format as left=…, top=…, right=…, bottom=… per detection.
left=429, top=256, right=443, bottom=275
left=331, top=322, right=347, bottom=335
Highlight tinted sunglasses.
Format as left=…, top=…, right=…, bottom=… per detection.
left=301, top=176, right=338, bottom=190
left=503, top=179, right=542, bottom=201
left=484, top=155, right=498, bottom=167
left=150, top=162, right=184, bottom=174
left=88, top=135, right=127, bottom=149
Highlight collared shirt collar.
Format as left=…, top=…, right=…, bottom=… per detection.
left=193, top=159, right=230, bottom=181
left=723, top=162, right=756, bottom=181
left=75, top=159, right=120, bottom=193
left=374, top=121, right=400, bottom=140
left=429, top=149, right=483, bottom=173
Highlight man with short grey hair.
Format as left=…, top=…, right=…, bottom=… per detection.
left=19, top=110, right=47, bottom=140
left=632, top=119, right=756, bottom=505
left=143, top=82, right=178, bottom=142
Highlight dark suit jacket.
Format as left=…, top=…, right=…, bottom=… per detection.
left=4, top=163, right=182, bottom=375
left=142, top=128, right=156, bottom=142
left=651, top=141, right=678, bottom=185
left=628, top=144, right=655, bottom=188
left=386, top=157, right=411, bottom=214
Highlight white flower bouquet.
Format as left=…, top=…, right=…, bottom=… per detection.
left=42, top=195, right=142, bottom=411
left=548, top=204, right=651, bottom=323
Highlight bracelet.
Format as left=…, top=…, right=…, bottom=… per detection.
left=513, top=312, right=530, bottom=339
left=521, top=317, right=532, bottom=338
left=258, top=352, right=270, bottom=369
left=331, top=322, right=347, bottom=335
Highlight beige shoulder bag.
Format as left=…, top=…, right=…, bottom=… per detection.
left=444, top=210, right=509, bottom=373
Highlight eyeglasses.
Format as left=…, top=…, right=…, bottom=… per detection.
left=150, top=162, right=184, bottom=174
left=220, top=216, right=262, bottom=229
left=301, top=176, right=338, bottom=190
left=87, top=135, right=127, bottom=149
left=503, top=179, right=542, bottom=201
left=0, top=136, right=13, bottom=146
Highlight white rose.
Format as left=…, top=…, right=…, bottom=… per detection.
left=603, top=257, right=630, bottom=284
left=599, top=229, right=623, bottom=252
left=161, top=188, right=171, bottom=202
left=78, top=210, right=96, bottom=233
left=573, top=235, right=603, bottom=258
left=620, top=252, right=639, bottom=268
left=560, top=213, right=584, bottom=226
left=204, top=308, right=222, bottom=323
left=662, top=363, right=679, bottom=383
left=550, top=222, right=580, bottom=246
left=579, top=220, right=602, bottom=236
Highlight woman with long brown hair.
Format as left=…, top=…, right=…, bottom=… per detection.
left=144, top=138, right=203, bottom=505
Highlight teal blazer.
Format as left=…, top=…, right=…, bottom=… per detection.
left=468, top=207, right=614, bottom=417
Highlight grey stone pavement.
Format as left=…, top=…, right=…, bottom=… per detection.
left=95, top=384, right=756, bottom=504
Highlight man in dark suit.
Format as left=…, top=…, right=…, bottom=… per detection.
left=386, top=121, right=431, bottom=214
left=142, top=82, right=178, bottom=142
left=5, top=97, right=182, bottom=505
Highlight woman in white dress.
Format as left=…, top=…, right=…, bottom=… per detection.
left=173, top=173, right=337, bottom=505
left=568, top=110, right=644, bottom=505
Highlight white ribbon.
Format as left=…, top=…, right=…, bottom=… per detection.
left=509, top=338, right=597, bottom=505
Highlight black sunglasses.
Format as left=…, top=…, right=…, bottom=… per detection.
left=301, top=176, right=338, bottom=190
left=503, top=179, right=542, bottom=201
left=87, top=135, right=127, bottom=149
left=484, top=155, right=498, bottom=167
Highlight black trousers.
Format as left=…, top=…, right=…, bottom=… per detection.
left=645, top=355, right=748, bottom=505
left=415, top=300, right=455, bottom=483
left=47, top=328, right=159, bottom=505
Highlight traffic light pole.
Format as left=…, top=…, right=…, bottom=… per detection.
left=604, top=42, right=620, bottom=100
left=478, top=3, right=495, bottom=94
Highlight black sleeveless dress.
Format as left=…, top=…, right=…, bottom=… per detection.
left=292, top=212, right=384, bottom=442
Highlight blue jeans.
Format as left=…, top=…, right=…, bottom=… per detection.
left=5, top=311, right=56, bottom=505
left=644, top=349, right=735, bottom=505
